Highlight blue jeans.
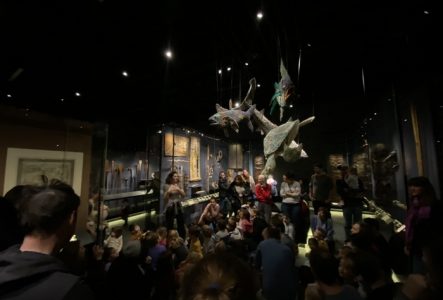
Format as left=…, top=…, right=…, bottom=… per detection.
left=281, top=203, right=301, bottom=241
left=343, top=206, right=363, bottom=240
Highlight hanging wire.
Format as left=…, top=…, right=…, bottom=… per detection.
left=297, top=48, right=302, bottom=87
left=276, top=35, right=282, bottom=79
left=238, top=67, right=242, bottom=102
left=230, top=59, right=234, bottom=102
left=215, top=61, right=219, bottom=103
left=361, top=67, right=366, bottom=96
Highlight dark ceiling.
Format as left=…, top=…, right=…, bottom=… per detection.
left=1, top=0, right=441, bottom=149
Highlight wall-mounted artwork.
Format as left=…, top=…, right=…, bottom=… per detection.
left=17, top=158, right=75, bottom=186
left=228, top=144, right=243, bottom=169
left=190, top=136, right=201, bottom=181
left=3, top=148, right=84, bottom=196
left=164, top=133, right=189, bottom=157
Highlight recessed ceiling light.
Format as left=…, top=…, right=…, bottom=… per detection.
left=165, top=50, right=173, bottom=59
left=257, top=11, right=263, bottom=20
left=218, top=69, right=222, bottom=74
left=60, top=98, right=64, bottom=102
left=227, top=67, right=231, bottom=71
left=424, top=10, right=429, bottom=15
left=122, top=71, right=128, bottom=77
left=257, top=84, right=261, bottom=88
left=245, top=62, right=249, bottom=66
left=6, top=94, right=12, bottom=98
left=75, top=92, right=81, bottom=97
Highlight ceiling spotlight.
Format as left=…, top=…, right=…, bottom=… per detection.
left=227, top=67, right=231, bottom=71
left=244, top=62, right=249, bottom=66
left=307, top=43, right=311, bottom=47
left=257, top=11, right=263, bottom=20
left=374, top=112, right=377, bottom=116
left=424, top=10, right=429, bottom=15
left=165, top=50, right=173, bottom=59
left=122, top=71, right=128, bottom=77
left=75, top=92, right=81, bottom=97
left=289, top=104, right=293, bottom=108
left=257, top=84, right=261, bottom=88
left=6, top=94, right=12, bottom=98
left=60, top=98, right=64, bottom=102
left=404, top=118, right=408, bottom=122
left=218, top=69, right=222, bottom=74
left=235, top=102, right=240, bottom=108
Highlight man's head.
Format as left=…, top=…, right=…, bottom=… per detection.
left=20, top=180, right=80, bottom=244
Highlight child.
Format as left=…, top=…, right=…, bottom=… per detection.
left=187, top=225, right=203, bottom=258
left=157, top=226, right=168, bottom=246
left=238, top=207, right=253, bottom=236
left=198, top=197, right=220, bottom=230
left=311, top=206, right=335, bottom=253
left=104, top=227, right=123, bottom=254
left=129, top=223, right=143, bottom=240
left=313, top=228, right=329, bottom=252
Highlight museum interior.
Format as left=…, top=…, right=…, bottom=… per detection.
left=0, top=1, right=442, bottom=299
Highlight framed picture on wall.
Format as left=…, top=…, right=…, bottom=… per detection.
left=189, top=136, right=201, bottom=181
left=17, top=158, right=75, bottom=186
left=164, top=133, right=189, bottom=157
left=3, top=148, right=84, bottom=195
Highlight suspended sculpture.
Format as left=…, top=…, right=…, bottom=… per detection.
left=261, top=117, right=314, bottom=175
left=208, top=78, right=257, bottom=137
left=269, top=60, right=296, bottom=122
left=209, top=78, right=315, bottom=176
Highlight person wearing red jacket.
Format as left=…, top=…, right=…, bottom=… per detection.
left=255, top=174, right=273, bottom=223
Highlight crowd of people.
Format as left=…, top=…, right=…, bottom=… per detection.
left=0, top=165, right=441, bottom=300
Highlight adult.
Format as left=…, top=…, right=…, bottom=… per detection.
left=336, top=165, right=365, bottom=240
left=256, top=226, right=298, bottom=300
left=404, top=176, right=438, bottom=274
left=0, top=180, right=95, bottom=299
left=255, top=174, right=273, bottom=223
left=309, top=163, right=333, bottom=215
left=241, top=169, right=256, bottom=195
left=218, top=171, right=231, bottom=218
left=198, top=196, right=220, bottom=230
left=163, top=171, right=186, bottom=239
left=228, top=175, right=252, bottom=215
left=280, top=172, right=302, bottom=243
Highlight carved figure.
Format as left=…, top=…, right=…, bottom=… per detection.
left=269, top=60, right=295, bottom=122
left=208, top=104, right=256, bottom=137
left=209, top=77, right=314, bottom=176
left=262, top=117, right=314, bottom=175
left=208, top=78, right=257, bottom=137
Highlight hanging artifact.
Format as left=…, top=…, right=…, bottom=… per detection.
left=209, top=78, right=315, bottom=176
left=269, top=60, right=296, bottom=122
left=208, top=78, right=257, bottom=137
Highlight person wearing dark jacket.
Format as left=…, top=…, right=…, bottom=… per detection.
left=0, top=180, right=95, bottom=300
left=218, top=171, right=231, bottom=218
